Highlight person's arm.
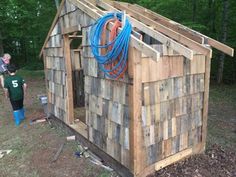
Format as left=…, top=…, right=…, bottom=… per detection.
left=23, top=83, right=27, bottom=95
left=4, top=88, right=9, bottom=99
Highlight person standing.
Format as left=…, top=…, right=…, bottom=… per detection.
left=0, top=53, right=11, bottom=88
left=4, top=64, right=27, bottom=126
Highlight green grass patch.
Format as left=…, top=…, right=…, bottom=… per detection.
left=209, top=84, right=236, bottom=105
left=17, top=70, right=45, bottom=79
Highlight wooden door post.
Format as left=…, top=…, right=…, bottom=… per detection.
left=64, top=34, right=74, bottom=124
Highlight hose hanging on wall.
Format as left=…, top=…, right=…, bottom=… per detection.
left=90, top=12, right=132, bottom=79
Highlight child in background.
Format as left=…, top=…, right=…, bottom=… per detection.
left=0, top=53, right=11, bottom=88
left=4, top=65, right=27, bottom=126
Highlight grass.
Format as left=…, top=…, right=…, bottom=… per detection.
left=17, top=70, right=45, bottom=79
left=209, top=83, right=236, bottom=106
left=207, top=83, right=236, bottom=149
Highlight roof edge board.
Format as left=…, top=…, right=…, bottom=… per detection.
left=129, top=3, right=234, bottom=57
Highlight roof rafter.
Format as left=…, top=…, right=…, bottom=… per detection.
left=111, top=1, right=212, bottom=59
left=130, top=3, right=234, bottom=57
left=95, top=0, right=194, bottom=60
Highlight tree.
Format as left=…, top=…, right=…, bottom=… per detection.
left=217, top=0, right=229, bottom=84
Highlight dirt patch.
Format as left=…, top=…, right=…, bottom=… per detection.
left=0, top=73, right=115, bottom=177
left=148, top=144, right=236, bottom=177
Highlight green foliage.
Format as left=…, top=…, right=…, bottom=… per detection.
left=1, top=0, right=236, bottom=83
left=0, top=0, right=56, bottom=68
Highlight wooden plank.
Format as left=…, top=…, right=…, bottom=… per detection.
left=141, top=56, right=184, bottom=83
left=64, top=35, right=74, bottom=124
left=130, top=3, right=234, bottom=57
left=61, top=25, right=81, bottom=34
left=155, top=148, right=192, bottom=171
left=40, top=0, right=66, bottom=57
left=69, top=121, right=88, bottom=138
left=68, top=0, right=160, bottom=60
left=200, top=56, right=211, bottom=153
left=112, top=1, right=212, bottom=58
left=128, top=3, right=203, bottom=44
left=95, top=0, right=194, bottom=60
left=129, top=47, right=146, bottom=175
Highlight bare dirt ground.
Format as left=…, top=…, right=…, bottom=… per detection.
left=0, top=71, right=116, bottom=177
left=0, top=71, right=235, bottom=177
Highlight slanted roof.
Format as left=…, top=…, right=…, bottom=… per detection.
left=40, top=0, right=234, bottom=59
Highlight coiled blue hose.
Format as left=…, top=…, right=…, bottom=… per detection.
left=89, top=12, right=132, bottom=79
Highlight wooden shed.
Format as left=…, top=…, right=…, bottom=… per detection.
left=40, top=0, right=234, bottom=176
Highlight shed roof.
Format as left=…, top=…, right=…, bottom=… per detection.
left=40, top=0, right=234, bottom=59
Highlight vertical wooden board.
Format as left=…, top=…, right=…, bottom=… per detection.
left=128, top=46, right=134, bottom=78
left=88, top=95, right=103, bottom=116
left=169, top=56, right=184, bottom=78
left=143, top=126, right=151, bottom=147
left=88, top=58, right=98, bottom=77
left=183, top=57, right=190, bottom=75
left=110, top=101, right=123, bottom=125
left=64, top=35, right=74, bottom=124
left=163, top=139, right=172, bottom=157
left=162, top=120, right=168, bottom=140
left=159, top=79, right=174, bottom=102
left=190, top=54, right=206, bottom=74
left=102, top=98, right=109, bottom=118
left=141, top=105, right=151, bottom=127
left=129, top=48, right=147, bottom=175
left=142, top=83, right=150, bottom=105
left=179, top=132, right=188, bottom=151
left=160, top=101, right=174, bottom=122
left=155, top=103, right=160, bottom=123
left=141, top=58, right=161, bottom=83
left=64, top=14, right=70, bottom=28
left=171, top=135, right=180, bottom=155
left=121, top=147, right=131, bottom=169
left=100, top=79, right=112, bottom=100
left=180, top=114, right=189, bottom=134
left=175, top=97, right=187, bottom=117
left=147, top=144, right=157, bottom=165
left=123, top=127, right=130, bottom=150
left=113, top=82, right=126, bottom=105
left=69, top=11, right=78, bottom=27
left=122, top=105, right=130, bottom=128
left=171, top=117, right=177, bottom=137
left=173, top=77, right=183, bottom=98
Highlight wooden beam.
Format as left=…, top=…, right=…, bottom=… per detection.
left=130, top=3, right=234, bottom=57
left=40, top=0, right=66, bottom=57
left=68, top=0, right=160, bottom=61
left=95, top=0, right=194, bottom=60
left=129, top=3, right=204, bottom=44
left=64, top=35, right=74, bottom=124
left=112, top=1, right=212, bottom=58
left=200, top=55, right=211, bottom=152
left=68, top=35, right=83, bottom=38
left=155, top=148, right=193, bottom=171
left=129, top=47, right=144, bottom=176
left=62, top=25, right=81, bottom=34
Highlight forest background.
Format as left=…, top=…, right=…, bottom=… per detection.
left=0, top=0, right=235, bottom=84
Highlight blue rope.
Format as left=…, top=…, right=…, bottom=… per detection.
left=89, top=12, right=132, bottom=79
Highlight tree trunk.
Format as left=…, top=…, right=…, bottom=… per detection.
left=0, top=30, right=4, bottom=56
left=54, top=0, right=60, bottom=9
left=217, top=0, right=229, bottom=84
left=208, top=0, right=216, bottom=33
left=192, top=0, right=197, bottom=22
